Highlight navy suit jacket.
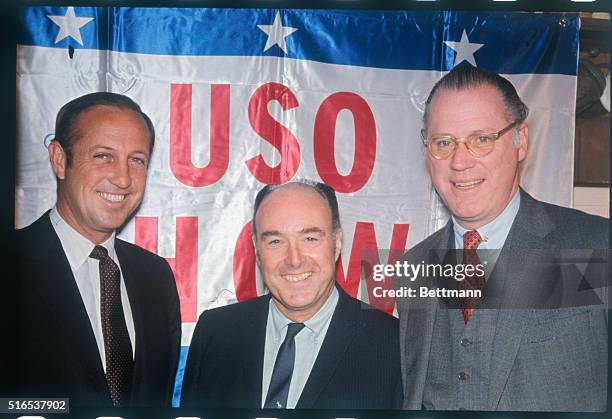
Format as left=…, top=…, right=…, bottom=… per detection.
left=181, top=286, right=402, bottom=409
left=14, top=211, right=181, bottom=407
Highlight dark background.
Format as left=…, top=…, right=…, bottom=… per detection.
left=3, top=1, right=611, bottom=419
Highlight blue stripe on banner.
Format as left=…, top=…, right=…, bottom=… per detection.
left=19, top=7, right=578, bottom=75
left=172, top=346, right=189, bottom=408
left=19, top=6, right=108, bottom=50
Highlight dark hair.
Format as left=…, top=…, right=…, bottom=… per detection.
left=423, top=66, right=529, bottom=130
left=53, top=92, right=155, bottom=165
left=252, top=180, right=341, bottom=236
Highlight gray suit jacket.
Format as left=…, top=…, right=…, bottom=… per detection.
left=397, top=189, right=608, bottom=411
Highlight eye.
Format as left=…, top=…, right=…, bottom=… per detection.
left=305, top=236, right=318, bottom=242
left=476, top=135, right=494, bottom=144
left=93, top=153, right=111, bottom=160
left=130, top=156, right=148, bottom=166
left=469, top=134, right=496, bottom=149
left=432, top=138, right=454, bottom=149
left=267, top=238, right=281, bottom=246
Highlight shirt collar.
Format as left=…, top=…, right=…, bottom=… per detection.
left=452, top=190, right=521, bottom=250
left=49, top=206, right=116, bottom=270
left=268, top=286, right=339, bottom=338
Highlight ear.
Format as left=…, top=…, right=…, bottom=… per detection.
left=517, top=122, right=528, bottom=162
left=334, top=228, right=343, bottom=262
left=48, top=141, right=67, bottom=180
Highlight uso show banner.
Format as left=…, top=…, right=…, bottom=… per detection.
left=17, top=7, right=578, bottom=403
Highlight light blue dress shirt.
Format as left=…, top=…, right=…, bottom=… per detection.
left=452, top=191, right=521, bottom=275
left=261, top=286, right=339, bottom=408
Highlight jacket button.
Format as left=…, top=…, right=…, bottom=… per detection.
left=458, top=371, right=468, bottom=381
left=460, top=337, right=472, bottom=347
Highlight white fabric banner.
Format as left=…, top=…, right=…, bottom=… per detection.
left=17, top=8, right=579, bottom=346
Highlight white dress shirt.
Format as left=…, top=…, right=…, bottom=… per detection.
left=49, top=207, right=136, bottom=371
left=261, top=286, right=339, bottom=408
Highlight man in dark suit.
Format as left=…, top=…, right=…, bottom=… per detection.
left=182, top=180, right=402, bottom=409
left=15, top=93, right=181, bottom=408
left=397, top=66, right=608, bottom=411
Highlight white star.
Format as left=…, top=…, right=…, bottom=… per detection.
left=444, top=30, right=484, bottom=67
left=257, top=12, right=298, bottom=54
left=47, top=7, right=94, bottom=46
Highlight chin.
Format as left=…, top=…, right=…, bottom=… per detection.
left=94, top=218, right=127, bottom=232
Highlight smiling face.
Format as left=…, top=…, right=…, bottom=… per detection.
left=49, top=105, right=151, bottom=244
left=425, top=85, right=528, bottom=230
left=253, top=185, right=342, bottom=323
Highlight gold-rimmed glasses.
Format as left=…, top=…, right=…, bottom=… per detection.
left=421, top=120, right=521, bottom=160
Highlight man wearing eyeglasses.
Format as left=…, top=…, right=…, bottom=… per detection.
left=397, top=66, right=608, bottom=411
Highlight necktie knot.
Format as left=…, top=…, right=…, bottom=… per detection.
left=90, top=245, right=109, bottom=260
left=286, top=322, right=305, bottom=339
left=463, top=230, right=482, bottom=250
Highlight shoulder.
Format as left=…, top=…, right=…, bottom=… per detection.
left=399, top=222, right=451, bottom=264
left=524, top=193, right=608, bottom=247
left=116, top=237, right=164, bottom=260
left=339, top=290, right=399, bottom=333
left=194, top=295, right=269, bottom=329
left=16, top=212, right=53, bottom=241
left=114, top=239, right=179, bottom=301
left=115, top=238, right=173, bottom=270
left=540, top=200, right=607, bottom=229
left=15, top=212, right=60, bottom=257
left=412, top=225, right=449, bottom=251
left=189, top=295, right=269, bottom=349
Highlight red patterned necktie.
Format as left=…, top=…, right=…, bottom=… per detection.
left=90, top=245, right=133, bottom=407
left=459, top=230, right=485, bottom=324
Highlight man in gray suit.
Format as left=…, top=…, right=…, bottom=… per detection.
left=397, top=66, right=608, bottom=411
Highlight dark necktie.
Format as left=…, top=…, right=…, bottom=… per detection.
left=89, top=245, right=133, bottom=407
left=459, top=230, right=485, bottom=324
left=264, top=322, right=305, bottom=409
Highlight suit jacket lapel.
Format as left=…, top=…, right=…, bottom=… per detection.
left=296, top=287, right=357, bottom=408
left=487, top=189, right=556, bottom=409
left=402, top=222, right=452, bottom=409
left=30, top=213, right=109, bottom=399
left=115, top=241, right=145, bottom=401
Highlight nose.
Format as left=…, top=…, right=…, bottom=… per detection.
left=285, top=240, right=304, bottom=268
left=109, top=159, right=132, bottom=189
left=450, top=142, right=476, bottom=171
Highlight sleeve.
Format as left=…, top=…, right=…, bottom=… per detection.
left=179, top=310, right=209, bottom=408
left=164, top=259, right=182, bottom=406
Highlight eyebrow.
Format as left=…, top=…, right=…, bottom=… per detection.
left=90, top=145, right=115, bottom=152
left=90, top=145, right=150, bottom=155
left=301, top=227, right=325, bottom=235
left=259, top=227, right=326, bottom=239
left=431, top=128, right=496, bottom=137
left=260, top=230, right=282, bottom=239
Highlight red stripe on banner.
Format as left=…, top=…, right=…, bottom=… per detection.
left=134, top=216, right=159, bottom=254
left=135, top=216, right=199, bottom=322
left=246, top=82, right=301, bottom=184
left=170, top=83, right=230, bottom=187
left=335, top=222, right=410, bottom=314
left=233, top=220, right=258, bottom=302
left=314, top=92, right=376, bottom=193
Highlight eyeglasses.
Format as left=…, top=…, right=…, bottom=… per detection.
left=421, top=120, right=521, bottom=160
